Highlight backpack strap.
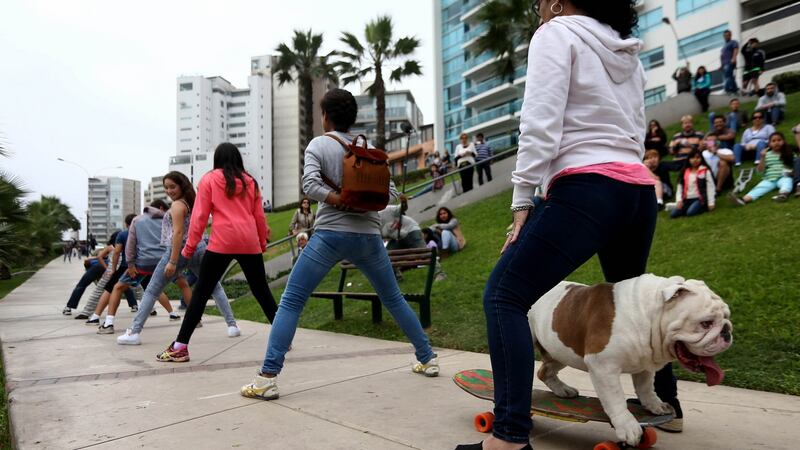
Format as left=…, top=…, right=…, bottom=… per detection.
left=321, top=133, right=348, bottom=192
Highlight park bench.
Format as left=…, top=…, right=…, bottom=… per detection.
left=310, top=247, right=437, bottom=328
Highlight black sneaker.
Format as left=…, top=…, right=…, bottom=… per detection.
left=85, top=318, right=100, bottom=326
left=62, top=307, right=71, bottom=316
left=131, top=305, right=139, bottom=313
left=97, top=324, right=115, bottom=334
left=150, top=310, right=157, bottom=316
left=169, top=313, right=181, bottom=321
left=74, top=313, right=89, bottom=320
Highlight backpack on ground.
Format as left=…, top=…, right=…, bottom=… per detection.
left=322, top=133, right=391, bottom=211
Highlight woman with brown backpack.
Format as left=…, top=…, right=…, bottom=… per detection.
left=240, top=88, right=439, bottom=401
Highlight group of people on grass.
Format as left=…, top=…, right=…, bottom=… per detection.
left=643, top=92, right=797, bottom=219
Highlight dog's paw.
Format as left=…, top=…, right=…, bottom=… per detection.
left=611, top=413, right=642, bottom=447
left=643, top=400, right=674, bottom=416
left=550, top=383, right=579, bottom=398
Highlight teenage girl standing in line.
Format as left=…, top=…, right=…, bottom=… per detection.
left=238, top=88, right=438, bottom=401
left=156, top=144, right=278, bottom=362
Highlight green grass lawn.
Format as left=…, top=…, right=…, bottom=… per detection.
left=216, top=92, right=800, bottom=396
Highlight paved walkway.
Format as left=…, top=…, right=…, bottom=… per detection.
left=2, top=260, right=798, bottom=449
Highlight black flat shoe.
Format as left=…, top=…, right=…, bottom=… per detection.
left=455, top=443, right=532, bottom=450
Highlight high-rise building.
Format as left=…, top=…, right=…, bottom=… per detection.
left=636, top=0, right=800, bottom=106
left=351, top=90, right=424, bottom=145
left=170, top=55, right=335, bottom=209
left=143, top=176, right=169, bottom=205
left=88, top=177, right=141, bottom=243
left=433, top=0, right=527, bottom=157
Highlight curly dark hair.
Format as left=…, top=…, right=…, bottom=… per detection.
left=570, top=0, right=638, bottom=38
left=320, top=88, right=358, bottom=132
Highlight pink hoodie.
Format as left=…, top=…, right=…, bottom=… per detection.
left=182, top=169, right=269, bottom=258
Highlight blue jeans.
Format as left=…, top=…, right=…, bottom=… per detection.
left=483, top=174, right=667, bottom=443
left=441, top=229, right=460, bottom=252
left=670, top=198, right=707, bottom=218
left=723, top=63, right=738, bottom=93
left=261, top=230, right=435, bottom=374
left=733, top=140, right=768, bottom=164
left=66, top=263, right=106, bottom=309
left=762, top=107, right=784, bottom=125
left=129, top=241, right=236, bottom=334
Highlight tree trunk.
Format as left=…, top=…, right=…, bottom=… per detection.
left=300, top=74, right=314, bottom=199
left=374, top=65, right=386, bottom=150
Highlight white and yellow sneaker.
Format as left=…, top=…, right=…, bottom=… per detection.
left=240, top=372, right=279, bottom=400
left=412, top=357, right=440, bottom=377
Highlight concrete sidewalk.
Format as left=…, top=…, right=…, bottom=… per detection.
left=1, top=260, right=798, bottom=450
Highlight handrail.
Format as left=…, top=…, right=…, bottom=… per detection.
left=221, top=233, right=298, bottom=281
left=404, top=145, right=519, bottom=195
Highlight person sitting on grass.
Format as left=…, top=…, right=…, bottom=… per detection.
left=733, top=111, right=775, bottom=166
left=643, top=150, right=666, bottom=209
left=733, top=132, right=796, bottom=204
left=671, top=148, right=716, bottom=218
left=429, top=207, right=464, bottom=254
left=755, top=82, right=786, bottom=126
left=701, top=123, right=735, bottom=193
left=664, top=115, right=704, bottom=172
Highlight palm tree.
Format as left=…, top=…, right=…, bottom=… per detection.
left=0, top=172, right=28, bottom=278
left=474, top=0, right=539, bottom=82
left=274, top=29, right=338, bottom=197
left=25, top=196, right=80, bottom=259
left=336, top=15, right=422, bottom=149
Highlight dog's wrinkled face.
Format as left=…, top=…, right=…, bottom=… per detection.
left=660, top=279, right=733, bottom=386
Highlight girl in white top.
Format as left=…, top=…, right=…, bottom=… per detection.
left=454, top=132, right=477, bottom=192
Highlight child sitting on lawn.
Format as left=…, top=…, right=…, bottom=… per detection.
left=733, top=132, right=795, bottom=204
left=671, top=148, right=716, bottom=218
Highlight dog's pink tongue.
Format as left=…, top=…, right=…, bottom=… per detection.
left=698, top=356, right=724, bottom=386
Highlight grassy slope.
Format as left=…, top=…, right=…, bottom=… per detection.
left=218, top=93, right=800, bottom=395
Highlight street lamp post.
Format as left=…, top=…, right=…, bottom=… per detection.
left=400, top=122, right=415, bottom=194
left=662, top=17, right=689, bottom=68
left=56, top=158, right=123, bottom=243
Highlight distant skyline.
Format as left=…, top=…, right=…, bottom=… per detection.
left=0, top=0, right=435, bottom=236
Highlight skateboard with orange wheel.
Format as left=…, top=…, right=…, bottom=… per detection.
left=454, top=369, right=671, bottom=449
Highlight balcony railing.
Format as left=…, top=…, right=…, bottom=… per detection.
left=463, top=66, right=527, bottom=100
left=461, top=0, right=484, bottom=15
left=462, top=99, right=523, bottom=129
left=464, top=52, right=494, bottom=70
left=741, top=1, right=800, bottom=31
left=464, top=23, right=489, bottom=42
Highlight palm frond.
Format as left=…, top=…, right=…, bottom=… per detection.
left=389, top=60, right=422, bottom=82
left=392, top=36, right=420, bottom=57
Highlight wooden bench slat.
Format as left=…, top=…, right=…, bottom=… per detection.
left=386, top=248, right=433, bottom=256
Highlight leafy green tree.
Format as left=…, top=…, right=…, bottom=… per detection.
left=25, top=196, right=80, bottom=259
left=0, top=172, right=27, bottom=278
left=274, top=29, right=339, bottom=197
left=336, top=15, right=422, bottom=149
left=475, top=0, right=539, bottom=81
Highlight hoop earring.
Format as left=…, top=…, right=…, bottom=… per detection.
left=550, top=2, right=563, bottom=15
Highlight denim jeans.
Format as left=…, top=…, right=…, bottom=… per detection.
left=723, top=63, right=738, bottom=93
left=670, top=198, right=707, bottom=218
left=733, top=140, right=768, bottom=164
left=482, top=174, right=668, bottom=443
left=441, top=230, right=460, bottom=252
left=261, top=230, right=435, bottom=374
left=66, top=263, right=106, bottom=309
left=129, top=240, right=235, bottom=334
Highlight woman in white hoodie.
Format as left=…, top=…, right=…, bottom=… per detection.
left=457, top=2, right=679, bottom=450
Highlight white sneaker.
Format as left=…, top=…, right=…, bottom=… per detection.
left=412, top=356, right=440, bottom=377
left=117, top=329, right=141, bottom=345
left=227, top=325, right=241, bottom=337
left=241, top=373, right=279, bottom=400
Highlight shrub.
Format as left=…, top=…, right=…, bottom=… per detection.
left=773, top=71, right=800, bottom=94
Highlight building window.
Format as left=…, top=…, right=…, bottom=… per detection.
left=639, top=47, right=665, bottom=71
left=644, top=86, right=666, bottom=107
left=676, top=0, right=724, bottom=18
left=179, top=82, right=193, bottom=91
left=228, top=123, right=245, bottom=128
left=180, top=127, right=191, bottom=131
left=180, top=138, right=191, bottom=142
left=195, top=154, right=207, bottom=161
left=678, top=23, right=728, bottom=59
left=229, top=112, right=245, bottom=118
left=637, top=8, right=663, bottom=35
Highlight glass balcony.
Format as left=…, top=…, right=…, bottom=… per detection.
left=464, top=52, right=493, bottom=70
left=463, top=66, right=527, bottom=100
left=464, top=23, right=488, bottom=42
left=462, top=99, right=523, bottom=130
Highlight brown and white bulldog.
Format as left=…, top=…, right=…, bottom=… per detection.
left=529, top=274, right=732, bottom=446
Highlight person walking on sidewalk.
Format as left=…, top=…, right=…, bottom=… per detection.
left=239, top=88, right=438, bottom=401
left=456, top=2, right=680, bottom=449
left=475, top=133, right=494, bottom=185
left=156, top=143, right=279, bottom=362
left=117, top=171, right=240, bottom=345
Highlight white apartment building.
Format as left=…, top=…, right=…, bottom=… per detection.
left=637, top=0, right=800, bottom=106
left=169, top=56, right=334, bottom=208
left=143, top=176, right=169, bottom=205
left=435, top=0, right=800, bottom=153
left=88, top=177, right=141, bottom=243
left=352, top=90, right=425, bottom=145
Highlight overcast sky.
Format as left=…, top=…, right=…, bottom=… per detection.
left=0, top=0, right=436, bottom=236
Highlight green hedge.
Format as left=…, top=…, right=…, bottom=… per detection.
left=773, top=71, right=800, bottom=94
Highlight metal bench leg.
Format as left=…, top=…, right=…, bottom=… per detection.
left=420, top=299, right=431, bottom=329
left=371, top=299, right=382, bottom=323
left=334, top=296, right=343, bottom=320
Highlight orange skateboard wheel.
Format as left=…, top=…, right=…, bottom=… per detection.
left=593, top=442, right=620, bottom=450
left=474, top=411, right=495, bottom=433
left=636, top=427, right=658, bottom=449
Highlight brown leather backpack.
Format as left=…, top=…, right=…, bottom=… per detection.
left=322, top=133, right=391, bottom=211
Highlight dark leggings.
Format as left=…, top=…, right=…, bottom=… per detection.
left=66, top=263, right=106, bottom=308
left=176, top=251, right=278, bottom=344
left=483, top=174, right=675, bottom=443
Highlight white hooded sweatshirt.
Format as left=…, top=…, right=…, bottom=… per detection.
left=512, top=15, right=646, bottom=205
